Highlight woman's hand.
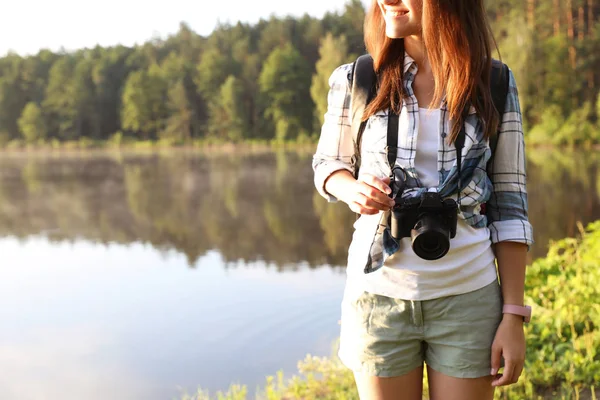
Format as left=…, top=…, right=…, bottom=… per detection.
left=324, top=171, right=395, bottom=215
left=345, top=174, right=395, bottom=215
left=490, top=314, right=526, bottom=387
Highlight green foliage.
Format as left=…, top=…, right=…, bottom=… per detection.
left=322, top=0, right=366, bottom=57
left=527, top=105, right=566, bottom=146
left=529, top=103, right=597, bottom=147
left=73, top=58, right=101, bottom=139
left=259, top=44, right=314, bottom=142
left=18, top=102, right=46, bottom=143
left=121, top=64, right=168, bottom=139
left=311, top=34, right=349, bottom=128
left=490, top=2, right=600, bottom=146
left=182, top=385, right=248, bottom=400
left=108, top=131, right=124, bottom=147
left=0, top=131, right=10, bottom=146
left=0, top=55, right=29, bottom=140
left=596, top=91, right=600, bottom=121
left=209, top=75, right=251, bottom=141
left=162, top=79, right=193, bottom=142
left=91, top=46, right=133, bottom=139
left=540, top=34, right=578, bottom=116
left=554, top=102, right=596, bottom=146
left=42, top=57, right=77, bottom=140
left=195, top=48, right=236, bottom=99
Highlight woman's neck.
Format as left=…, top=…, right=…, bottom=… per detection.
left=404, top=35, right=438, bottom=108
left=404, top=35, right=432, bottom=74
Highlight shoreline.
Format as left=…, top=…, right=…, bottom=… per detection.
left=0, top=140, right=598, bottom=154
left=0, top=141, right=319, bottom=156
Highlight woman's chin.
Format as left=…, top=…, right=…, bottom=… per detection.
left=385, top=27, right=406, bottom=39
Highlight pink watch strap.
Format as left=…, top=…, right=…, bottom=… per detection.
left=503, top=305, right=532, bottom=323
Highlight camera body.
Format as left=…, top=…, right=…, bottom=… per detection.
left=390, top=192, right=458, bottom=261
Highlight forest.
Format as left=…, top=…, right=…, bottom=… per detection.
left=1, top=0, right=600, bottom=147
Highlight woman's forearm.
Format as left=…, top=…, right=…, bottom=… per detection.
left=323, top=169, right=356, bottom=202
left=494, top=241, right=528, bottom=306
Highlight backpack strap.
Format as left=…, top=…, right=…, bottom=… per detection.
left=350, top=54, right=376, bottom=179
left=489, top=59, right=510, bottom=158
left=482, top=60, right=510, bottom=219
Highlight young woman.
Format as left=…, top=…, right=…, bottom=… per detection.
left=312, top=1, right=534, bottom=399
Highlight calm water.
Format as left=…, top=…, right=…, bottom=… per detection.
left=0, top=149, right=599, bottom=400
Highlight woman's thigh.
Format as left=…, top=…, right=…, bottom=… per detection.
left=427, top=366, right=494, bottom=400
left=354, top=366, right=424, bottom=400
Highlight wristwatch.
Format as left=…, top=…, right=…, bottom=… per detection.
left=502, top=305, right=532, bottom=323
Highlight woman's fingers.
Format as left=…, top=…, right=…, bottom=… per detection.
left=346, top=174, right=395, bottom=215
left=490, top=343, right=502, bottom=378
left=357, top=174, right=395, bottom=208
left=362, top=174, right=392, bottom=195
left=349, top=202, right=380, bottom=215
left=512, top=364, right=524, bottom=384
left=357, top=185, right=394, bottom=209
left=350, top=193, right=387, bottom=211
left=349, top=192, right=392, bottom=215
left=492, top=359, right=515, bottom=387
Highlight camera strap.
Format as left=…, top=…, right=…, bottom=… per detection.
left=386, top=109, right=399, bottom=171
left=455, top=126, right=466, bottom=209
left=387, top=109, right=466, bottom=208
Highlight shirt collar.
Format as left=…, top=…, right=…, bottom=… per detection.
left=403, top=53, right=416, bottom=74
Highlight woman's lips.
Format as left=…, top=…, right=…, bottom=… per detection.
left=386, top=10, right=409, bottom=17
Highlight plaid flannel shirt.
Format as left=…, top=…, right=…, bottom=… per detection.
left=312, top=54, right=534, bottom=273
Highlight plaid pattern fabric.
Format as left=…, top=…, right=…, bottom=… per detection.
left=313, top=54, right=534, bottom=273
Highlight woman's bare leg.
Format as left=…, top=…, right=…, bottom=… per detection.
left=427, top=366, right=494, bottom=400
left=353, top=365, right=424, bottom=400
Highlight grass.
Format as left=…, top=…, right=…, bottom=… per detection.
left=184, top=220, right=600, bottom=400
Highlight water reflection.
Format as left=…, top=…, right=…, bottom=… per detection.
left=0, top=236, right=346, bottom=399
left=0, top=148, right=598, bottom=265
left=526, top=149, right=600, bottom=257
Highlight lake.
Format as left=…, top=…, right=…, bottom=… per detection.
left=0, top=148, right=598, bottom=400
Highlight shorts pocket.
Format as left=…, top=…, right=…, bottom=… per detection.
left=340, top=290, right=376, bottom=351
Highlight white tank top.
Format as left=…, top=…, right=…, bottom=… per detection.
left=413, top=107, right=440, bottom=187
left=356, top=108, right=497, bottom=300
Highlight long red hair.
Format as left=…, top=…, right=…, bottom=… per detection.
left=363, top=0, right=500, bottom=142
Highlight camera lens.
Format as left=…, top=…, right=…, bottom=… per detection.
left=410, top=214, right=450, bottom=260
left=421, top=234, right=442, bottom=253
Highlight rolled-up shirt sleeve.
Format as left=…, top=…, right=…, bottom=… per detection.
left=487, top=68, right=534, bottom=247
left=312, top=63, right=355, bottom=202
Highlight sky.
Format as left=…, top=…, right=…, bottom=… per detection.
left=1, top=0, right=368, bottom=57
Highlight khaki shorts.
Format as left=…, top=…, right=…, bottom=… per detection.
left=338, top=280, right=503, bottom=379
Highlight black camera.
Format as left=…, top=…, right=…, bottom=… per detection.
left=390, top=192, right=458, bottom=261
